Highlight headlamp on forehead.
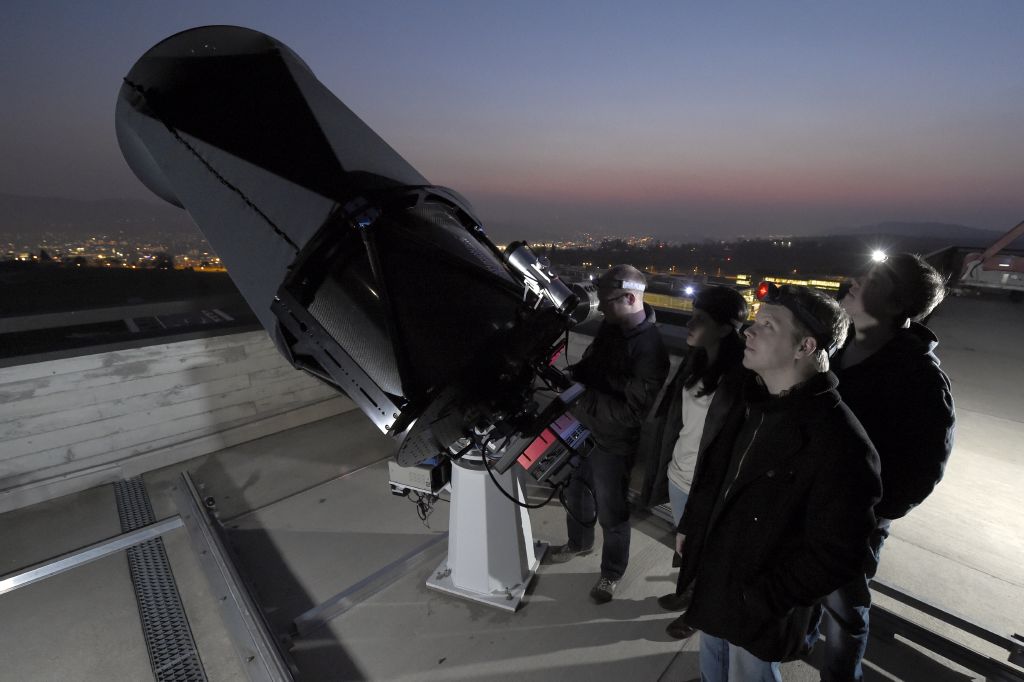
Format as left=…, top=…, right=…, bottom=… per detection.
left=600, top=278, right=646, bottom=292
left=756, top=282, right=839, bottom=357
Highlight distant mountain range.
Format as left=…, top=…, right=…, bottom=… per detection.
left=0, top=193, right=197, bottom=237
left=834, top=221, right=1014, bottom=246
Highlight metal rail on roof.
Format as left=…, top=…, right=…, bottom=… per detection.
left=0, top=515, right=184, bottom=596
left=172, top=472, right=296, bottom=682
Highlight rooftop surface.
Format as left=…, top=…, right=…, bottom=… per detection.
left=0, top=292, right=1021, bottom=681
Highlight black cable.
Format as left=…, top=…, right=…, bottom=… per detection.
left=536, top=374, right=560, bottom=393
left=472, top=419, right=595, bottom=523
left=450, top=439, right=475, bottom=460
left=478, top=433, right=561, bottom=510
left=559, top=475, right=598, bottom=528
left=408, top=490, right=441, bottom=527
left=484, top=457, right=561, bottom=509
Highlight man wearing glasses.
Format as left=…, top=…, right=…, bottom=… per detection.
left=549, top=264, right=669, bottom=604
left=819, top=253, right=956, bottom=681
left=667, top=284, right=881, bottom=682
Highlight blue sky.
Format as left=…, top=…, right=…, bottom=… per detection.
left=2, top=1, right=1022, bottom=239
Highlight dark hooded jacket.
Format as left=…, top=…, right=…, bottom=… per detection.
left=677, top=371, right=882, bottom=662
left=571, top=303, right=670, bottom=457
left=833, top=321, right=955, bottom=521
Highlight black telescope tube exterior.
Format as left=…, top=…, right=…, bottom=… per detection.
left=116, top=25, right=577, bottom=466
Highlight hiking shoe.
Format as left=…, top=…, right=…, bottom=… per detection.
left=590, top=576, right=618, bottom=604
left=657, top=590, right=692, bottom=612
left=666, top=613, right=698, bottom=639
left=547, top=543, right=593, bottom=564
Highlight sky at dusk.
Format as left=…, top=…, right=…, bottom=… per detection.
left=2, top=1, right=1022, bottom=240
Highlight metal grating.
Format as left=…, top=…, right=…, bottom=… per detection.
left=115, top=478, right=207, bottom=682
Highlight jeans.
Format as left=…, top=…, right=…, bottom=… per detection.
left=819, top=518, right=892, bottom=682
left=700, top=632, right=782, bottom=682
left=564, top=447, right=633, bottom=581
left=668, top=479, right=689, bottom=527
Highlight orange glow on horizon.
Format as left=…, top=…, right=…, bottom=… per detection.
left=445, top=161, right=1009, bottom=209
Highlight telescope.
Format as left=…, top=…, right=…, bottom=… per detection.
left=116, top=25, right=596, bottom=611
left=116, top=25, right=593, bottom=471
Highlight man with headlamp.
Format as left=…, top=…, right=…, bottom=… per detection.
left=548, top=264, right=669, bottom=604
left=666, top=283, right=881, bottom=682
left=818, top=253, right=955, bottom=682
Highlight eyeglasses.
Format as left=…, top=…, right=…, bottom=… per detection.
left=756, top=282, right=839, bottom=357
left=598, top=293, right=630, bottom=305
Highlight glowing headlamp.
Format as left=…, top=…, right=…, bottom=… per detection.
left=600, top=278, right=646, bottom=292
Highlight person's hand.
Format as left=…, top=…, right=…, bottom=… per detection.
left=675, top=533, right=685, bottom=556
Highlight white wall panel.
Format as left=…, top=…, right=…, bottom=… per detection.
left=0, top=331, right=355, bottom=512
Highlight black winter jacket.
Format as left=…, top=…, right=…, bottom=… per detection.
left=571, top=304, right=670, bottom=457
left=678, top=371, right=882, bottom=662
left=833, top=322, right=955, bottom=520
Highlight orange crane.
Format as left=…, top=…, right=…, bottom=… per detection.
left=960, top=219, right=1024, bottom=301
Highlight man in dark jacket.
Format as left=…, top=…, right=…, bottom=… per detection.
left=668, top=284, right=881, bottom=681
left=820, top=253, right=956, bottom=681
left=549, top=264, right=669, bottom=603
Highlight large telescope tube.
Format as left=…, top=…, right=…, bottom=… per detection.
left=116, top=26, right=576, bottom=465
